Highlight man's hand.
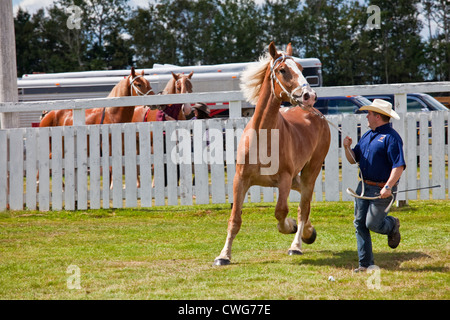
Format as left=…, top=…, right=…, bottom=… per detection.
left=343, top=136, right=352, bottom=148
left=343, top=136, right=356, bottom=164
left=380, top=186, right=392, bottom=199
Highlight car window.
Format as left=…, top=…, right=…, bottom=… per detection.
left=328, top=99, right=355, bottom=114
left=421, top=94, right=449, bottom=111
left=407, top=97, right=428, bottom=112
left=364, top=96, right=393, bottom=104
left=314, top=99, right=328, bottom=114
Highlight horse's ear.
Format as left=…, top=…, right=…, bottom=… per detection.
left=188, top=71, right=194, bottom=79
left=131, top=67, right=136, bottom=77
left=269, top=42, right=279, bottom=59
left=286, top=43, right=293, bottom=56
left=171, top=72, right=179, bottom=81
left=141, top=70, right=145, bottom=76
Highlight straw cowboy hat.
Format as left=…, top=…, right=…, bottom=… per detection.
left=359, top=99, right=400, bottom=120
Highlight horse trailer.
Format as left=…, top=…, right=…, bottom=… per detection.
left=16, top=58, right=322, bottom=127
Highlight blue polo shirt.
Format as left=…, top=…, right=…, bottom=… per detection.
left=352, top=123, right=406, bottom=183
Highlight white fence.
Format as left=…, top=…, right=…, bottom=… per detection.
left=0, top=83, right=449, bottom=211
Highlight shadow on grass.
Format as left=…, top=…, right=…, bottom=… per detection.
left=290, top=250, right=444, bottom=272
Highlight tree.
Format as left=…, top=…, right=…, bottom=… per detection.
left=423, top=0, right=450, bottom=81
left=361, top=0, right=426, bottom=83
left=14, top=8, right=41, bottom=76
left=261, top=0, right=302, bottom=53
left=127, top=5, right=177, bottom=67
left=44, top=1, right=88, bottom=71
left=294, top=0, right=369, bottom=85
left=15, top=0, right=436, bottom=85
left=79, top=0, right=132, bottom=69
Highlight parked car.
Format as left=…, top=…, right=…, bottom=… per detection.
left=363, top=93, right=448, bottom=112
left=364, top=93, right=448, bottom=145
left=313, top=95, right=372, bottom=115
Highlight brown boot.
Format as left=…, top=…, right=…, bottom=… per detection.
left=388, top=217, right=400, bottom=249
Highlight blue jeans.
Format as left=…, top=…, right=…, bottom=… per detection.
left=353, top=182, right=397, bottom=267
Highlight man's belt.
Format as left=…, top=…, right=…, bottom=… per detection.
left=364, top=180, right=398, bottom=188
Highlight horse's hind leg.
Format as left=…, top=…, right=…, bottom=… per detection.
left=214, top=174, right=250, bottom=265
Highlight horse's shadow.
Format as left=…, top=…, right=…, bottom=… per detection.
left=288, top=250, right=444, bottom=272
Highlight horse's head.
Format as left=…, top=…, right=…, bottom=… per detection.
left=129, top=67, right=154, bottom=96
left=172, top=71, right=194, bottom=94
left=268, top=42, right=316, bottom=107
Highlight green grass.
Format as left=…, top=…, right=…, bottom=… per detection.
left=0, top=200, right=448, bottom=300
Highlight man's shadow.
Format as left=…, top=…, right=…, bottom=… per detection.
left=293, top=250, right=444, bottom=272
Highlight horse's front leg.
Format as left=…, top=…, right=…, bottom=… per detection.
left=213, top=174, right=250, bottom=266
left=275, top=174, right=298, bottom=235
left=288, top=185, right=316, bottom=255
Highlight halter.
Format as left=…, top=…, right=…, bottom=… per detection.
left=270, top=53, right=306, bottom=103
left=129, top=74, right=153, bottom=96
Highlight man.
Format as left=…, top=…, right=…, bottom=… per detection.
left=343, top=99, right=406, bottom=273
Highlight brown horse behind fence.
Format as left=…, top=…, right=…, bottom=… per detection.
left=132, top=71, right=194, bottom=123
left=37, top=68, right=153, bottom=190
left=214, top=42, right=330, bottom=265
left=40, top=67, right=153, bottom=127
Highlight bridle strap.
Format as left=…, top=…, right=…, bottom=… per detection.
left=270, top=54, right=307, bottom=103
left=129, top=74, right=154, bottom=96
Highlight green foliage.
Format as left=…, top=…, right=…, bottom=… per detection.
left=14, top=0, right=449, bottom=83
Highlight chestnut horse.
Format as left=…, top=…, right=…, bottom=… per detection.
left=40, top=67, right=153, bottom=127
left=38, top=68, right=153, bottom=189
left=214, top=42, right=330, bottom=265
left=132, top=71, right=194, bottom=123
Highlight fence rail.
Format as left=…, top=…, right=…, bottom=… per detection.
left=0, top=112, right=448, bottom=211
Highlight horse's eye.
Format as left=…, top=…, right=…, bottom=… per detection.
left=137, top=84, right=142, bottom=87
left=279, top=68, right=286, bottom=74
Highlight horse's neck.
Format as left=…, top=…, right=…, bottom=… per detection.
left=105, top=78, right=135, bottom=121
left=251, top=73, right=281, bottom=130
left=162, top=78, right=176, bottom=94
left=108, top=78, right=131, bottom=98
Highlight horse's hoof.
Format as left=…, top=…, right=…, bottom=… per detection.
left=302, top=228, right=317, bottom=244
left=288, top=250, right=303, bottom=256
left=213, top=258, right=231, bottom=266
left=277, top=218, right=298, bottom=234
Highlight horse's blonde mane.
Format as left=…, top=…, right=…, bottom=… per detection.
left=240, top=53, right=272, bottom=105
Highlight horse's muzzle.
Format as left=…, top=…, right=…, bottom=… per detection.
left=293, top=90, right=316, bottom=107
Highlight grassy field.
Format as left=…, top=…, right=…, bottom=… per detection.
left=0, top=200, right=448, bottom=300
